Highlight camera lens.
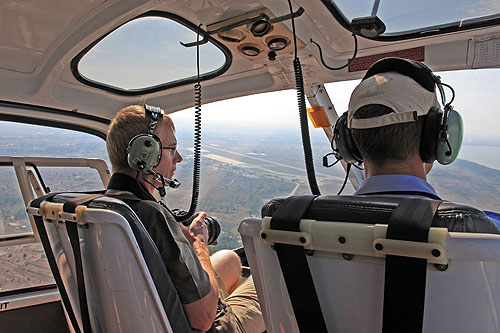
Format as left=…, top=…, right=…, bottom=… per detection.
left=204, top=216, right=221, bottom=245
left=176, top=209, right=221, bottom=245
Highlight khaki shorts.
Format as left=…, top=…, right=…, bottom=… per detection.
left=214, top=275, right=265, bottom=333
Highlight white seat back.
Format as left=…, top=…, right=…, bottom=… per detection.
left=28, top=196, right=173, bottom=333
left=240, top=216, right=500, bottom=333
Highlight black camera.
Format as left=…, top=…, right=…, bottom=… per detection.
left=172, top=209, right=221, bottom=245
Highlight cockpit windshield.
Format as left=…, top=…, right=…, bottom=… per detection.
left=74, top=13, right=231, bottom=95
left=323, top=0, right=500, bottom=37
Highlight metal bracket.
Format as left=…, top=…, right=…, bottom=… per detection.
left=260, top=217, right=449, bottom=265
left=373, top=238, right=448, bottom=265
left=180, top=7, right=305, bottom=48
left=31, top=202, right=88, bottom=225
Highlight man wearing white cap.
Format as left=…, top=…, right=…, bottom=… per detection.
left=332, top=57, right=500, bottom=226
left=332, top=57, right=460, bottom=199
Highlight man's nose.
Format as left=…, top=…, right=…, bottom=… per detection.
left=175, top=151, right=183, bottom=163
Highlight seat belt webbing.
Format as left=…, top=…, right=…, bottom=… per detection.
left=382, top=198, right=441, bottom=333
left=270, top=195, right=328, bottom=333
left=63, top=194, right=105, bottom=333
left=31, top=193, right=82, bottom=333
left=65, top=222, right=91, bottom=333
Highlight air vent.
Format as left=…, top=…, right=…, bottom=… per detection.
left=208, top=8, right=304, bottom=61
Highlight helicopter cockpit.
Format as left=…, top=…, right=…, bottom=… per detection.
left=2, top=0, right=500, bottom=332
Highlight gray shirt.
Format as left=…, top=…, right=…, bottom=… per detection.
left=107, top=173, right=211, bottom=304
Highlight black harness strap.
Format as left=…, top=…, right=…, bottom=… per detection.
left=65, top=222, right=90, bottom=333
left=30, top=193, right=82, bottom=333
left=382, top=198, right=441, bottom=333
left=270, top=195, right=328, bottom=333
left=63, top=194, right=105, bottom=333
left=62, top=194, right=106, bottom=213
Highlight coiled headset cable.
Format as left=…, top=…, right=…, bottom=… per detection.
left=288, top=0, right=321, bottom=196
left=174, top=24, right=203, bottom=223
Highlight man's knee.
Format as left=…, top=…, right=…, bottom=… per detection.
left=211, top=250, right=242, bottom=295
left=211, top=250, right=242, bottom=271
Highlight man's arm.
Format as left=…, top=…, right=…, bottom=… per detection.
left=180, top=213, right=220, bottom=331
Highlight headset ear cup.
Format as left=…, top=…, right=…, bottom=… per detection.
left=150, top=134, right=163, bottom=167
left=420, top=107, right=440, bottom=163
left=344, top=126, right=363, bottom=164
left=436, top=109, right=463, bottom=165
left=127, top=134, right=162, bottom=171
left=334, top=113, right=363, bottom=164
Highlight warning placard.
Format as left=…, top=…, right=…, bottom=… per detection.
left=348, top=46, right=425, bottom=72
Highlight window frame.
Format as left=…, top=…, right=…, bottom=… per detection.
left=0, top=101, right=110, bottom=140
left=71, top=11, right=233, bottom=96
left=0, top=156, right=110, bottom=245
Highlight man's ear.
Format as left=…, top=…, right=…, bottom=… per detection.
left=424, top=162, right=433, bottom=175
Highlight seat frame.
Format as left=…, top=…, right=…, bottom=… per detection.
left=239, top=195, right=500, bottom=333
left=28, top=193, right=184, bottom=332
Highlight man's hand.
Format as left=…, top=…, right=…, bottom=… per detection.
left=179, top=212, right=209, bottom=245
left=180, top=211, right=219, bottom=331
left=189, top=212, right=209, bottom=244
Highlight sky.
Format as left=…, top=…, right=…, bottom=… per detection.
left=78, top=17, right=226, bottom=90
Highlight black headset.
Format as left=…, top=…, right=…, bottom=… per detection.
left=332, top=57, right=463, bottom=166
left=127, top=104, right=165, bottom=172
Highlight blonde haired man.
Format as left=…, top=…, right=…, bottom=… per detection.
left=106, top=105, right=264, bottom=332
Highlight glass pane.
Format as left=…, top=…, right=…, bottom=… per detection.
left=427, top=69, right=500, bottom=213
left=329, top=0, right=500, bottom=34
left=0, top=122, right=107, bottom=160
left=0, top=121, right=107, bottom=292
left=78, top=16, right=228, bottom=91
left=0, top=243, right=54, bottom=292
left=0, top=167, right=31, bottom=236
left=168, top=90, right=347, bottom=251
left=38, top=167, right=104, bottom=192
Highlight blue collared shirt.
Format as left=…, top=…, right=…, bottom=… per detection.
left=354, top=174, right=440, bottom=199
left=354, top=174, right=500, bottom=228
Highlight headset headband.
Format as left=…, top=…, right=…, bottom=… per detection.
left=363, top=57, right=436, bottom=92
left=144, top=104, right=164, bottom=134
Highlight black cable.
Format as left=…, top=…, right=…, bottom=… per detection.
left=310, top=34, right=358, bottom=71
left=438, top=82, right=456, bottom=157
left=29, top=163, right=50, bottom=193
left=174, top=24, right=203, bottom=223
left=288, top=0, right=321, bottom=196
left=440, top=82, right=456, bottom=107
left=322, top=153, right=341, bottom=168
left=137, top=172, right=156, bottom=193
left=337, top=164, right=351, bottom=195
left=352, top=163, right=364, bottom=170
left=196, top=24, right=202, bottom=86
left=289, top=0, right=298, bottom=59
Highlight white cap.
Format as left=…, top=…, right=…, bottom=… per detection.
left=347, top=72, right=440, bottom=129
